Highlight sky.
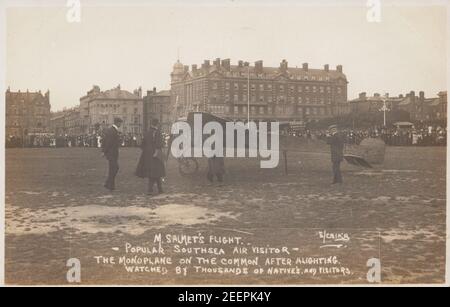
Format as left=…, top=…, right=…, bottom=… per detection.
left=5, top=1, right=448, bottom=111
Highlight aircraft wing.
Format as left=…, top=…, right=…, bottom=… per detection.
left=344, top=154, right=373, bottom=168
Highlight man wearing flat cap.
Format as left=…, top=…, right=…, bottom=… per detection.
left=102, top=117, right=123, bottom=191
left=326, top=124, right=344, bottom=184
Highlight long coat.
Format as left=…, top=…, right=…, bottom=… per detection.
left=135, top=127, right=166, bottom=179
left=327, top=133, right=344, bottom=163
left=102, top=126, right=120, bottom=161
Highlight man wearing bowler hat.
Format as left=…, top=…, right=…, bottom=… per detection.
left=326, top=124, right=344, bottom=184
left=102, top=117, right=123, bottom=191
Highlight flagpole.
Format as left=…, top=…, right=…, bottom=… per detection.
left=247, top=63, right=250, bottom=125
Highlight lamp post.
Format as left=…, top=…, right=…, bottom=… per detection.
left=379, top=94, right=390, bottom=127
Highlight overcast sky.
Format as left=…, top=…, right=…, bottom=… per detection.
left=6, top=2, right=447, bottom=111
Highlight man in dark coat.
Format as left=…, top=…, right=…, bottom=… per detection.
left=102, top=118, right=122, bottom=191
left=207, top=156, right=225, bottom=183
left=326, top=124, right=344, bottom=184
left=136, top=119, right=166, bottom=195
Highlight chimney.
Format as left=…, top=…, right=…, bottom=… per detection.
left=280, top=59, right=288, bottom=72
left=419, top=91, right=425, bottom=100
left=324, top=64, right=329, bottom=72
left=385, top=93, right=389, bottom=98
left=213, top=58, right=221, bottom=67
left=359, top=92, right=367, bottom=100
left=153, top=87, right=157, bottom=95
left=399, top=94, right=404, bottom=98
left=374, top=93, right=380, bottom=98
left=302, top=62, right=308, bottom=71
left=409, top=91, right=416, bottom=103
left=192, top=64, right=197, bottom=72
left=337, top=65, right=343, bottom=73
left=6, top=86, right=10, bottom=93
left=221, top=59, right=230, bottom=71
left=238, top=60, right=243, bottom=67
left=203, top=60, right=210, bottom=68
left=255, top=60, right=263, bottom=74
left=183, top=65, right=189, bottom=73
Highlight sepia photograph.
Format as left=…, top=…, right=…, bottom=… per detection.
left=1, top=0, right=449, bottom=289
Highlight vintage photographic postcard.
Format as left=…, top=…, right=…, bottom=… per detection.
left=1, top=0, right=449, bottom=288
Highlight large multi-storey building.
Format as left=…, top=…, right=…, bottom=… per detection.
left=80, top=85, right=143, bottom=136
left=170, top=58, right=348, bottom=123
left=350, top=91, right=448, bottom=123
left=5, top=88, right=51, bottom=138
left=50, top=110, right=66, bottom=136
left=143, top=88, right=171, bottom=133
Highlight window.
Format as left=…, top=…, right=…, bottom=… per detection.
left=290, top=97, right=295, bottom=103
left=297, top=107, right=303, bottom=114
left=212, top=82, right=218, bottom=90
left=267, top=84, right=272, bottom=90
left=298, top=97, right=302, bottom=104
left=267, top=96, right=273, bottom=103
left=234, top=83, right=239, bottom=90
left=305, top=86, right=309, bottom=93
left=251, top=84, right=256, bottom=91
left=298, top=86, right=302, bottom=93
left=259, top=84, right=264, bottom=91
left=233, top=94, right=238, bottom=102
left=279, top=85, right=284, bottom=91
left=234, top=106, right=239, bottom=114
left=259, top=96, right=264, bottom=103
left=259, top=107, right=265, bottom=115
left=268, top=106, right=272, bottom=113
left=320, top=86, right=324, bottom=93
left=225, top=82, right=230, bottom=90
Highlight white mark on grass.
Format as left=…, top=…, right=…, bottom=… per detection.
left=6, top=204, right=237, bottom=236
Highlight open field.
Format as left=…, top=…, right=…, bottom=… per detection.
left=4, top=144, right=446, bottom=285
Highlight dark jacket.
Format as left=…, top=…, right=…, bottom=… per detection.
left=135, top=127, right=166, bottom=179
left=327, top=133, right=344, bottom=162
left=102, top=126, right=120, bottom=161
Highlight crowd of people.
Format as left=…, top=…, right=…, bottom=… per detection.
left=290, top=125, right=447, bottom=147
left=6, top=133, right=144, bottom=148
left=6, top=123, right=447, bottom=149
